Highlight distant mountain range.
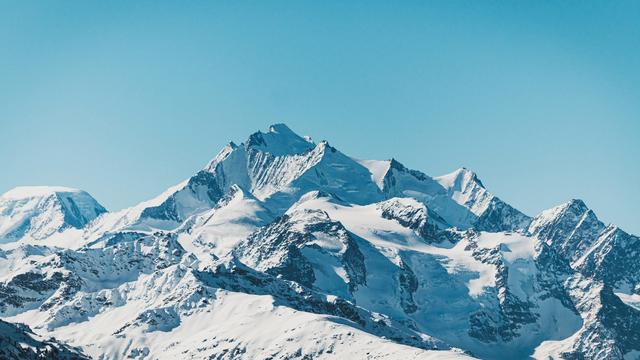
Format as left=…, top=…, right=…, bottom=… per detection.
left=1, top=124, right=638, bottom=359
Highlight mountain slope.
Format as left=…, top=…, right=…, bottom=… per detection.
left=283, top=193, right=582, bottom=359
left=0, top=186, right=106, bottom=244
left=434, top=167, right=531, bottom=232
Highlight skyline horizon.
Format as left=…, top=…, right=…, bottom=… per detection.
left=2, top=122, right=635, bottom=235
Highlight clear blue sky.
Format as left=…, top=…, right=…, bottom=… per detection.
left=1, top=1, right=639, bottom=233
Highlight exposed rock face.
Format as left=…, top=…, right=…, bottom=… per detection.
left=0, top=319, right=89, bottom=359
left=377, top=197, right=450, bottom=243
left=528, top=199, right=606, bottom=262
left=235, top=209, right=367, bottom=295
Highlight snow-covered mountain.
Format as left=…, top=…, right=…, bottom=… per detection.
left=0, top=124, right=638, bottom=360
left=0, top=186, right=106, bottom=245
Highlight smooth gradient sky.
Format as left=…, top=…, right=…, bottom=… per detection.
left=1, top=1, right=639, bottom=233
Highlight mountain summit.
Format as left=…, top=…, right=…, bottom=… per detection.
left=0, top=186, right=106, bottom=242
left=246, top=123, right=316, bottom=156
left=0, top=124, right=638, bottom=360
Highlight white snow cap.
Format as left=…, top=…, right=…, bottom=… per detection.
left=1, top=186, right=84, bottom=200
left=537, top=198, right=590, bottom=220
left=268, top=123, right=295, bottom=134
left=435, top=167, right=484, bottom=191
left=246, top=123, right=315, bottom=156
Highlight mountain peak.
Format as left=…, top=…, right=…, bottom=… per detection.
left=0, top=186, right=107, bottom=241
left=528, top=198, right=605, bottom=260
left=205, top=124, right=315, bottom=173
left=293, top=190, right=346, bottom=207
left=204, top=142, right=239, bottom=171
left=268, top=123, right=294, bottom=134
left=435, top=167, right=485, bottom=191
left=563, top=198, right=589, bottom=212
left=2, top=186, right=84, bottom=200
left=534, top=199, right=592, bottom=225
left=245, top=124, right=314, bottom=156
left=389, top=158, right=407, bottom=171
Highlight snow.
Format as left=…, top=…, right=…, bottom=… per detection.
left=434, top=168, right=492, bottom=216
left=433, top=168, right=467, bottom=189
left=0, top=186, right=106, bottom=243
left=205, top=141, right=238, bottom=170
left=357, top=159, right=391, bottom=190
left=33, top=288, right=471, bottom=360
left=82, top=175, right=223, bottom=241
left=0, top=245, right=54, bottom=283
left=248, top=123, right=315, bottom=156
left=475, top=232, right=536, bottom=262
left=528, top=199, right=589, bottom=234
left=178, top=186, right=273, bottom=266
left=532, top=331, right=579, bottom=359
left=290, top=196, right=422, bottom=253
left=615, top=292, right=640, bottom=311
left=2, top=251, right=471, bottom=359
left=289, top=195, right=533, bottom=299
left=381, top=162, right=477, bottom=229
left=1, top=186, right=83, bottom=200
left=285, top=194, right=584, bottom=358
